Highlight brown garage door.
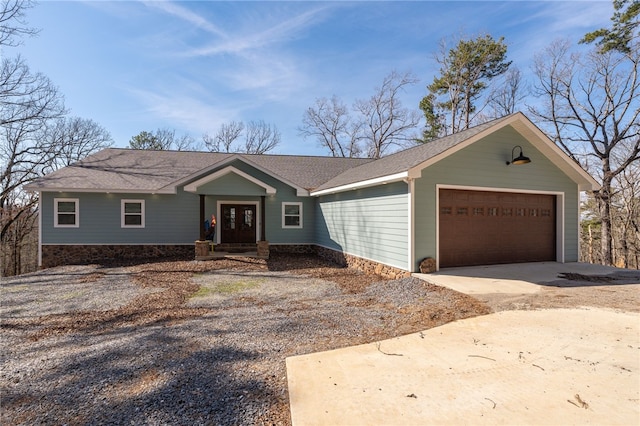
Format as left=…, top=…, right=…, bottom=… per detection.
left=439, top=189, right=556, bottom=268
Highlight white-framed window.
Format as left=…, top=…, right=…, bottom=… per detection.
left=282, top=202, right=302, bottom=229
left=54, top=198, right=79, bottom=228
left=121, top=199, right=145, bottom=228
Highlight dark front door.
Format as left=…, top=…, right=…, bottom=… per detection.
left=221, top=204, right=257, bottom=243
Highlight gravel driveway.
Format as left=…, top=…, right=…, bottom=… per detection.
left=1, top=255, right=488, bottom=425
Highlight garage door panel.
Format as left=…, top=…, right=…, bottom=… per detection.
left=439, top=189, right=556, bottom=267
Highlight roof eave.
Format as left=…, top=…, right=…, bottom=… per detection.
left=310, top=171, right=408, bottom=196
left=23, top=186, right=176, bottom=194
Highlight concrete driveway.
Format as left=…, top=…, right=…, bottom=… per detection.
left=287, top=308, right=640, bottom=425
left=413, top=261, right=634, bottom=295
left=287, top=263, right=640, bottom=425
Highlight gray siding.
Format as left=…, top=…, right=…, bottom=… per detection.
left=42, top=190, right=200, bottom=244
left=413, top=126, right=580, bottom=270
left=41, top=159, right=318, bottom=246
left=316, top=181, right=409, bottom=270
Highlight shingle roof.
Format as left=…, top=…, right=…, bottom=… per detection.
left=26, top=114, right=522, bottom=194
left=312, top=114, right=515, bottom=192
left=25, top=113, right=598, bottom=195
left=25, top=148, right=372, bottom=193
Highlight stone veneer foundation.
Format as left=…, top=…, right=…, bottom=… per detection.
left=271, top=244, right=412, bottom=280
left=41, top=245, right=193, bottom=269
left=42, top=243, right=412, bottom=280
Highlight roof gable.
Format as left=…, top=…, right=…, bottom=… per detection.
left=184, top=166, right=276, bottom=195
left=312, top=113, right=598, bottom=194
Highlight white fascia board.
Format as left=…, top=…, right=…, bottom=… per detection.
left=26, top=187, right=175, bottom=194
left=183, top=165, right=276, bottom=194
left=310, top=171, right=408, bottom=196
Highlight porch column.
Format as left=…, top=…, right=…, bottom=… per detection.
left=199, top=194, right=205, bottom=240
left=260, top=196, right=266, bottom=241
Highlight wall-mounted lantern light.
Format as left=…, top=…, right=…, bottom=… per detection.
left=506, top=145, right=531, bottom=165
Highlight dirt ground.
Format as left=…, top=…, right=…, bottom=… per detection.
left=1, top=254, right=489, bottom=425
left=478, top=271, right=640, bottom=313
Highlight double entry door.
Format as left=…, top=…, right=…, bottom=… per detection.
left=220, top=204, right=257, bottom=244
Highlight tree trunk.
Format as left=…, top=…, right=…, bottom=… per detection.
left=588, top=224, right=594, bottom=264
left=595, top=168, right=614, bottom=266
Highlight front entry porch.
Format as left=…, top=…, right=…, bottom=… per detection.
left=195, top=240, right=270, bottom=260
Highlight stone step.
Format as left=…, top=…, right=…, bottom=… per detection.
left=213, top=243, right=258, bottom=253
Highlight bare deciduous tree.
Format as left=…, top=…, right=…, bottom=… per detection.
left=45, top=117, right=113, bottom=170
left=299, top=96, right=362, bottom=158
left=355, top=70, right=421, bottom=159
left=243, top=120, right=280, bottom=155
left=530, top=39, right=639, bottom=266
left=128, top=128, right=198, bottom=151
left=203, top=120, right=280, bottom=154
left=204, top=120, right=244, bottom=152
left=0, top=0, right=37, bottom=47
left=1, top=0, right=113, bottom=276
left=487, top=66, right=526, bottom=118
left=300, top=71, right=420, bottom=158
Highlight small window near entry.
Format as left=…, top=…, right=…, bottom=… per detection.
left=282, top=202, right=302, bottom=229
left=54, top=198, right=79, bottom=227
left=121, top=200, right=145, bottom=228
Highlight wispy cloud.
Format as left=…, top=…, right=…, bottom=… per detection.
left=142, top=0, right=228, bottom=38
left=186, top=5, right=330, bottom=57
left=127, top=87, right=241, bottom=136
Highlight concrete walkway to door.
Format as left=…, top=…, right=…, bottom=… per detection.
left=412, top=261, right=629, bottom=295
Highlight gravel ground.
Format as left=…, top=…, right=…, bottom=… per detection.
left=0, top=254, right=488, bottom=425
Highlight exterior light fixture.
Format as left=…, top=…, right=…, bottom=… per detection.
left=506, top=145, right=531, bottom=165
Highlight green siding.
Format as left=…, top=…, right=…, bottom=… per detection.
left=316, top=182, right=409, bottom=270
left=413, top=126, right=580, bottom=270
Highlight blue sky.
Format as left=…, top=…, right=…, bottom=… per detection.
left=15, top=0, right=611, bottom=155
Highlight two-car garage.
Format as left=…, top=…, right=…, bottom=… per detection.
left=438, top=189, right=557, bottom=268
